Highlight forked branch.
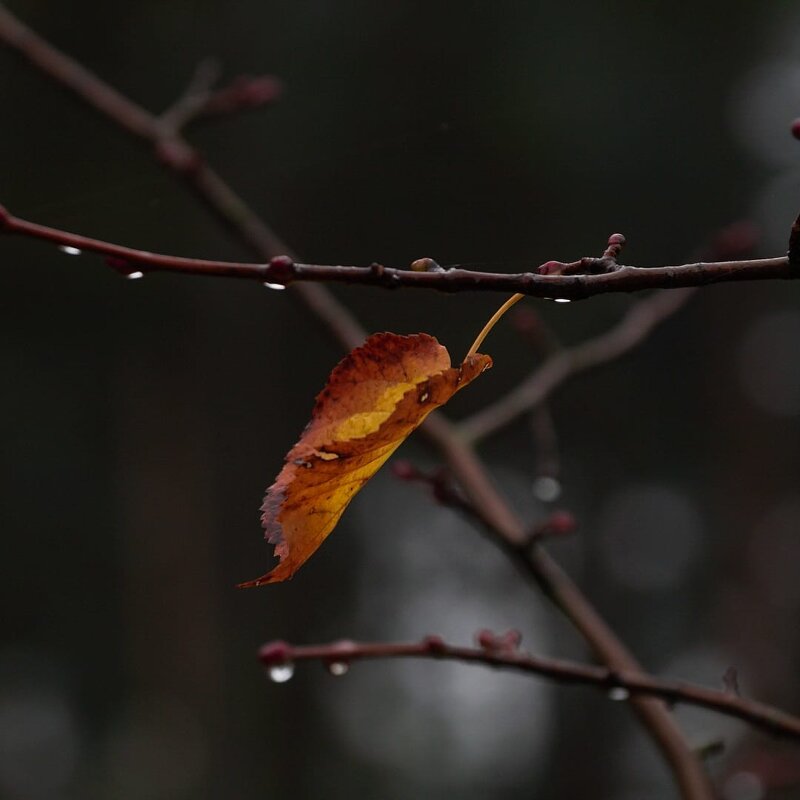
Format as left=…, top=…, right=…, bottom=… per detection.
left=2, top=5, right=778, bottom=797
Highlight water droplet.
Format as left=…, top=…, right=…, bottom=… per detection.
left=126, top=271, right=145, bottom=280
left=607, top=686, right=630, bottom=701
left=263, top=281, right=286, bottom=291
left=327, top=661, right=349, bottom=677
left=58, top=245, right=82, bottom=256
left=268, top=662, right=295, bottom=683
left=532, top=476, right=561, bottom=502
left=554, top=298, right=571, bottom=304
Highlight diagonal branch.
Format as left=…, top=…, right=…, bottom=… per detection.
left=460, top=287, right=695, bottom=443
left=258, top=635, right=800, bottom=741
left=0, top=6, right=715, bottom=797
left=0, top=3, right=364, bottom=349
left=419, top=414, right=713, bottom=799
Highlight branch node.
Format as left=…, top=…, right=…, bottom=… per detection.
left=538, top=260, right=565, bottom=276
left=475, top=628, right=522, bottom=654
left=421, top=635, right=447, bottom=655
left=369, top=261, right=386, bottom=279
left=268, top=254, right=295, bottom=282
left=154, top=138, right=204, bottom=174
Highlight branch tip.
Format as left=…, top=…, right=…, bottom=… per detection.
left=204, top=74, right=283, bottom=116
left=603, top=232, right=627, bottom=261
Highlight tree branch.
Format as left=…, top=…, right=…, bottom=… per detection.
left=0, top=205, right=792, bottom=299
left=460, top=287, right=695, bottom=442
left=0, top=6, right=719, bottom=796
left=259, top=635, right=800, bottom=741
left=0, top=3, right=365, bottom=350
left=419, top=414, right=714, bottom=798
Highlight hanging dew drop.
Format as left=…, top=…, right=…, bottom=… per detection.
left=532, top=476, right=561, bottom=502
left=327, top=661, right=349, bottom=677
left=126, top=271, right=145, bottom=280
left=268, top=662, right=295, bottom=683
left=608, top=686, right=630, bottom=701
left=58, top=245, right=82, bottom=256
left=263, top=282, right=286, bottom=291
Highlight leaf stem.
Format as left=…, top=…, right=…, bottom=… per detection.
left=465, top=293, right=525, bottom=358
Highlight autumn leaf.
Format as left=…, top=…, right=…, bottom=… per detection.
left=240, top=332, right=492, bottom=586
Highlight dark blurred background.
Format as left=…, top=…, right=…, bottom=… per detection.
left=2, top=2, right=800, bottom=798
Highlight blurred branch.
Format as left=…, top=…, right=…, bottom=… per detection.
left=0, top=6, right=719, bottom=796
left=0, top=205, right=793, bottom=298
left=259, top=635, right=800, bottom=741
left=416, top=417, right=714, bottom=799
left=460, top=288, right=695, bottom=442
left=460, top=220, right=761, bottom=443
left=158, top=60, right=282, bottom=135
left=0, top=3, right=365, bottom=349
left=157, top=58, right=223, bottom=133
left=391, top=460, right=576, bottom=545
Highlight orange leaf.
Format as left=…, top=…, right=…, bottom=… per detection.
left=240, top=332, right=491, bottom=586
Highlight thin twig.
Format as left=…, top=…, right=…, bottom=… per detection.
left=259, top=635, right=800, bottom=741
left=0, top=7, right=715, bottom=797
left=0, top=206, right=791, bottom=299
left=419, top=414, right=713, bottom=799
left=159, top=62, right=282, bottom=134
left=157, top=58, right=222, bottom=134
left=0, top=4, right=362, bottom=346
left=460, top=288, right=695, bottom=443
